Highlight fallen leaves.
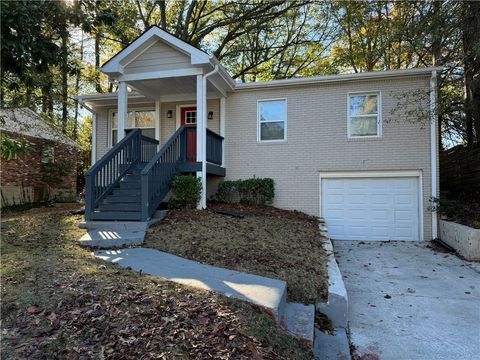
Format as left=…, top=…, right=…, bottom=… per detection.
left=2, top=211, right=314, bottom=360
left=26, top=306, right=40, bottom=314
left=145, top=203, right=328, bottom=303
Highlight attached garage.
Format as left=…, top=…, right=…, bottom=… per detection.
left=320, top=171, right=422, bottom=241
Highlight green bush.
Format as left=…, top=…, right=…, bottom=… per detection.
left=216, top=178, right=274, bottom=206
left=216, top=180, right=239, bottom=203
left=170, top=175, right=202, bottom=209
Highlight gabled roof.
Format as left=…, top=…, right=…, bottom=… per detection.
left=0, top=108, right=79, bottom=147
left=101, top=26, right=212, bottom=76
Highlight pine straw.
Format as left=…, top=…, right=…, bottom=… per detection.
left=1, top=207, right=314, bottom=359
left=145, top=203, right=328, bottom=304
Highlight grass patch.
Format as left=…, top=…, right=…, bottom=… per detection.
left=145, top=203, right=328, bottom=304
left=1, top=206, right=314, bottom=359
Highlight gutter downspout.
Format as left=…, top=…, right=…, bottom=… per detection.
left=199, top=65, right=219, bottom=209
left=430, top=69, right=439, bottom=240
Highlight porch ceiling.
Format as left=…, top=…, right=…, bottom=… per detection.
left=128, top=73, right=226, bottom=101
left=79, top=92, right=154, bottom=109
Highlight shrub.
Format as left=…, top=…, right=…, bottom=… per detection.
left=237, top=178, right=274, bottom=205
left=216, top=180, right=239, bottom=203
left=170, top=175, right=202, bottom=209
left=216, top=178, right=274, bottom=206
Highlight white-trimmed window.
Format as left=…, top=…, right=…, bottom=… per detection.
left=348, top=92, right=381, bottom=137
left=110, top=109, right=155, bottom=145
left=258, top=99, right=287, bottom=142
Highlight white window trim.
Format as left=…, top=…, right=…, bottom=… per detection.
left=347, top=91, right=382, bottom=138
left=109, top=107, right=156, bottom=147
left=318, top=170, right=424, bottom=241
left=257, top=98, right=287, bottom=143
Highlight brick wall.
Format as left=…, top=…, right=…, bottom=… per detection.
left=1, top=131, right=78, bottom=206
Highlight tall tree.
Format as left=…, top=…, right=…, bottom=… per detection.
left=463, top=1, right=480, bottom=146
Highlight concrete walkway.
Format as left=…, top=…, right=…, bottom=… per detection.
left=94, top=247, right=315, bottom=344
left=334, top=241, right=480, bottom=360
left=95, top=247, right=287, bottom=317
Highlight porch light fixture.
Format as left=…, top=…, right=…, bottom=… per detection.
left=167, top=110, right=172, bottom=118
left=208, top=111, right=213, bottom=120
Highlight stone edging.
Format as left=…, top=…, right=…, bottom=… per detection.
left=312, top=220, right=351, bottom=360
left=316, top=221, right=348, bottom=329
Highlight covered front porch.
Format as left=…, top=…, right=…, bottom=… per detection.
left=79, top=27, right=235, bottom=220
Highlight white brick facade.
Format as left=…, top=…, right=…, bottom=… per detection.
left=224, top=75, right=434, bottom=240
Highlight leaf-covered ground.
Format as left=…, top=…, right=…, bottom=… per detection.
left=145, top=204, right=328, bottom=304
left=1, top=205, right=315, bottom=359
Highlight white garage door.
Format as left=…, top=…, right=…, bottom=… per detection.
left=322, top=177, right=420, bottom=241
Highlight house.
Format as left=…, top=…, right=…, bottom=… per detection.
left=78, top=26, right=439, bottom=242
left=0, top=108, right=79, bottom=206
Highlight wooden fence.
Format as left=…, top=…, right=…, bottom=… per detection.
left=440, top=145, right=480, bottom=195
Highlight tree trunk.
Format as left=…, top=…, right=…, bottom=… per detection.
left=463, top=1, right=480, bottom=145
left=42, top=74, right=54, bottom=117
left=431, top=0, right=443, bottom=151
left=61, top=18, right=69, bottom=133
left=95, top=30, right=103, bottom=93
left=159, top=0, right=166, bottom=30
left=73, top=31, right=84, bottom=140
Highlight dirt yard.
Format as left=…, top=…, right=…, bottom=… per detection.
left=1, top=205, right=314, bottom=359
left=145, top=203, right=328, bottom=304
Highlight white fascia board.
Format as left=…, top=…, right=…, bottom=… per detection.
left=210, top=57, right=236, bottom=90
left=234, top=67, right=443, bottom=91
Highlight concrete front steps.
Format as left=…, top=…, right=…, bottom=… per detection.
left=77, top=210, right=167, bottom=248
left=93, top=247, right=315, bottom=346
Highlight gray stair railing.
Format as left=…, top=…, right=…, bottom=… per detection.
left=140, top=135, right=159, bottom=162
left=85, top=129, right=142, bottom=220
left=206, top=129, right=223, bottom=165
left=140, top=126, right=190, bottom=220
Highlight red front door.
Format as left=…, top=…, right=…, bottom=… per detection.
left=181, top=106, right=197, bottom=162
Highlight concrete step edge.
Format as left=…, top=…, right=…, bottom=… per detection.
left=280, top=302, right=315, bottom=347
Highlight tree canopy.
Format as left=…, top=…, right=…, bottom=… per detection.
left=1, top=0, right=479, bottom=150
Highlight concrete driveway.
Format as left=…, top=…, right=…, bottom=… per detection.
left=333, top=241, right=480, bottom=360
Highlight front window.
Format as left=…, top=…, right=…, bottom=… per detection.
left=258, top=99, right=286, bottom=142
left=348, top=93, right=381, bottom=137
left=111, top=109, right=155, bottom=145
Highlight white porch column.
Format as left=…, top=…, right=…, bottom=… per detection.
left=196, top=74, right=207, bottom=209
left=220, top=97, right=226, bottom=167
left=117, top=81, right=128, bottom=143
left=155, top=100, right=161, bottom=146
left=91, top=113, right=97, bottom=164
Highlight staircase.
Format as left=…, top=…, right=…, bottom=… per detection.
left=85, top=126, right=224, bottom=222
left=93, top=163, right=145, bottom=221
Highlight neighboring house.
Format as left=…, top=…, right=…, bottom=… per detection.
left=0, top=108, right=79, bottom=206
left=78, top=26, right=439, bottom=242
